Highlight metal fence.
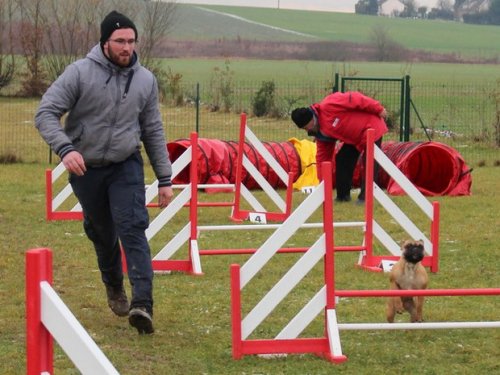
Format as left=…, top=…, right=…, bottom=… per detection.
left=0, top=77, right=498, bottom=166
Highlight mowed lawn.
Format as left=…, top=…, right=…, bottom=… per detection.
left=159, top=57, right=500, bottom=84
left=0, top=161, right=498, bottom=374
left=172, top=4, right=500, bottom=59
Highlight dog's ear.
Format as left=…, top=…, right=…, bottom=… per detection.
left=416, top=240, right=425, bottom=255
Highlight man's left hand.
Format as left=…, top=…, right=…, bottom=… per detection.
left=158, top=186, right=174, bottom=208
left=379, top=108, right=388, bottom=119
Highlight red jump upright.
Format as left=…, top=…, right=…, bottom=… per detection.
left=26, top=248, right=54, bottom=375
left=230, top=162, right=347, bottom=363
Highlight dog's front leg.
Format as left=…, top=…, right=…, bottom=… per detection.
left=415, top=296, right=425, bottom=322
left=402, top=297, right=418, bottom=322
left=386, top=298, right=396, bottom=323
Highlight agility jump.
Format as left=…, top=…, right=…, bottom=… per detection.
left=229, top=160, right=499, bottom=363
left=144, top=132, right=358, bottom=274
left=144, top=128, right=440, bottom=276
left=359, top=130, right=440, bottom=272
left=230, top=162, right=347, bottom=362
left=142, top=129, right=296, bottom=274
left=26, top=248, right=118, bottom=375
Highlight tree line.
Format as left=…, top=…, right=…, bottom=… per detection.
left=0, top=0, right=176, bottom=97
left=356, top=0, right=500, bottom=24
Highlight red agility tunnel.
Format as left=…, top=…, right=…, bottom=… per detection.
left=167, top=138, right=301, bottom=190
left=168, top=138, right=232, bottom=186
left=377, top=141, right=472, bottom=196
left=167, top=138, right=471, bottom=196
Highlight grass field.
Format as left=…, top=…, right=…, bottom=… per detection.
left=2, top=66, right=499, bottom=166
left=0, top=9, right=499, bottom=371
left=171, top=4, right=500, bottom=59
left=0, top=162, right=498, bottom=374
left=159, top=58, right=500, bottom=84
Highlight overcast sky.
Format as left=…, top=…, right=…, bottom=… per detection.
left=174, top=1, right=442, bottom=13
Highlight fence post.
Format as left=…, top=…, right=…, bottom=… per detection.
left=26, top=248, right=53, bottom=375
left=196, top=82, right=200, bottom=134
left=403, top=75, right=411, bottom=141
left=332, top=73, right=339, bottom=93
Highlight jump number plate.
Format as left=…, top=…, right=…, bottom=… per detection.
left=301, top=186, right=316, bottom=194
left=249, top=212, right=267, bottom=224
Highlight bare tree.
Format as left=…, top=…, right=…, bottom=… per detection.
left=0, top=0, right=17, bottom=91
left=137, top=0, right=178, bottom=99
left=43, top=0, right=102, bottom=81
left=369, top=24, right=404, bottom=61
left=490, top=79, right=500, bottom=147
left=417, top=6, right=428, bottom=18
left=437, top=0, right=453, bottom=11
left=401, top=0, right=418, bottom=17
left=12, top=0, right=178, bottom=95
left=17, top=0, right=48, bottom=96
left=139, top=0, right=177, bottom=67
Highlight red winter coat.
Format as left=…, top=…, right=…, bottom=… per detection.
left=310, top=91, right=388, bottom=176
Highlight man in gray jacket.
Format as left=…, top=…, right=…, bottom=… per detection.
left=35, top=11, right=173, bottom=334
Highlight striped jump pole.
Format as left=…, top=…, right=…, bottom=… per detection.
left=329, top=288, right=500, bottom=336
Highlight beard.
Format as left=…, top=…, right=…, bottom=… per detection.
left=107, top=47, right=132, bottom=68
left=307, top=124, right=319, bottom=136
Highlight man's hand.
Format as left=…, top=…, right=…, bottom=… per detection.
left=62, top=151, right=86, bottom=176
left=158, top=186, right=174, bottom=208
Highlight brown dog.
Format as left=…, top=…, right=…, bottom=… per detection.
left=386, top=240, right=428, bottom=323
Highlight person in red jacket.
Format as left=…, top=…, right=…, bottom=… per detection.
left=291, top=91, right=388, bottom=203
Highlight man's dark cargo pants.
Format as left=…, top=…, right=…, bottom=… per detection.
left=69, top=152, right=154, bottom=315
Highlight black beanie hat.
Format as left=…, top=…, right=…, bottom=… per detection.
left=291, top=107, right=313, bottom=128
left=100, top=11, right=138, bottom=44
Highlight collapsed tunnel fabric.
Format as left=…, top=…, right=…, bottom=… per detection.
left=166, top=138, right=471, bottom=196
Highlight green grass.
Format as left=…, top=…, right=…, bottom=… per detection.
left=0, top=162, right=499, bottom=374
left=159, top=58, right=500, bottom=85
left=173, top=4, right=500, bottom=59
left=2, top=80, right=499, bottom=167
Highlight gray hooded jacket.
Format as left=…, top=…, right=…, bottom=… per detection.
left=35, top=44, right=172, bottom=186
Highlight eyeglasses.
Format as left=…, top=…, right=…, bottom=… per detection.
left=108, top=39, right=137, bottom=47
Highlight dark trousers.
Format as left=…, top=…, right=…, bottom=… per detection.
left=335, top=139, right=382, bottom=201
left=69, top=152, right=154, bottom=314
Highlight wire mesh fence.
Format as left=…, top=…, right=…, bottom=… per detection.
left=0, top=78, right=498, bottom=166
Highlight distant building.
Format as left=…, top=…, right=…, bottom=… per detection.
left=379, top=0, right=405, bottom=17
